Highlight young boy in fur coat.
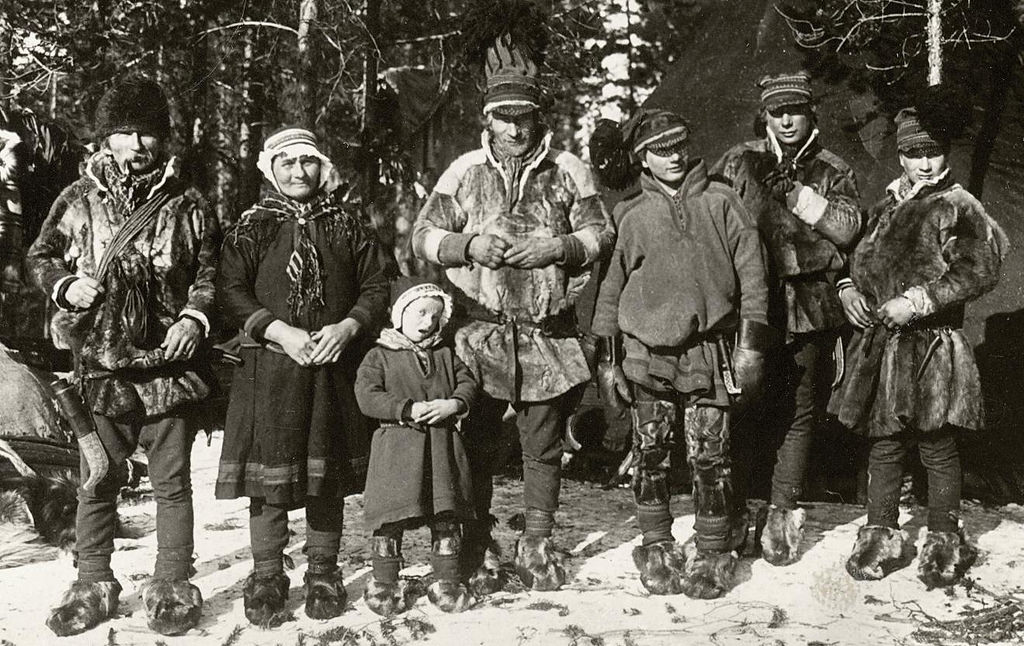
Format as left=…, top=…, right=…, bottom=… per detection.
left=591, top=109, right=771, bottom=599
left=712, top=72, right=862, bottom=567
left=829, top=98, right=1007, bottom=587
left=356, top=278, right=478, bottom=616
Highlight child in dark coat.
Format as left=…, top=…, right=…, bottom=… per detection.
left=355, top=278, right=478, bottom=615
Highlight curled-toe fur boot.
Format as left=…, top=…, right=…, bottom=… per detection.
left=760, top=505, right=806, bottom=566
left=46, top=579, right=123, bottom=637
left=680, top=538, right=738, bottom=600
left=427, top=534, right=476, bottom=613
left=139, top=579, right=203, bottom=636
left=631, top=540, right=687, bottom=595
left=461, top=522, right=507, bottom=596
left=917, top=528, right=978, bottom=589
left=304, top=556, right=348, bottom=620
left=243, top=572, right=290, bottom=627
left=514, top=535, right=568, bottom=592
left=364, top=536, right=414, bottom=617
left=845, top=525, right=916, bottom=581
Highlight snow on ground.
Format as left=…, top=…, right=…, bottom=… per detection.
left=1, top=433, right=1023, bottom=646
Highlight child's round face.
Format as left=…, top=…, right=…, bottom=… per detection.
left=400, top=296, right=445, bottom=343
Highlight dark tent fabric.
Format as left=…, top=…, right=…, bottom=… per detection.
left=639, top=0, right=1024, bottom=502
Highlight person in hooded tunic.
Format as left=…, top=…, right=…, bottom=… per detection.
left=829, top=102, right=1007, bottom=588
left=215, top=127, right=390, bottom=624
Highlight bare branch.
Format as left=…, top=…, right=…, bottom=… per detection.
left=199, top=21, right=299, bottom=38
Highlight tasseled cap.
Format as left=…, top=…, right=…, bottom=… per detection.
left=757, top=71, right=813, bottom=111
left=95, top=76, right=171, bottom=139
left=483, top=34, right=542, bottom=116
left=389, top=276, right=453, bottom=332
left=630, top=109, right=691, bottom=154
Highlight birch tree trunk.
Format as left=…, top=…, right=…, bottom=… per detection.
left=927, top=0, right=942, bottom=85
left=237, top=35, right=264, bottom=214
left=297, top=0, right=318, bottom=124
left=360, top=0, right=381, bottom=205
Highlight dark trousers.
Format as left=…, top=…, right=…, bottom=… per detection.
left=866, top=430, right=961, bottom=533
left=76, top=413, right=194, bottom=583
left=769, top=331, right=837, bottom=508
left=631, top=386, right=735, bottom=552
left=461, top=392, right=567, bottom=538
left=249, top=496, right=345, bottom=577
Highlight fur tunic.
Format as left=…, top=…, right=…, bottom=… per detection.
left=412, top=132, right=614, bottom=402
left=712, top=136, right=861, bottom=335
left=27, top=152, right=219, bottom=418
left=827, top=177, right=1007, bottom=436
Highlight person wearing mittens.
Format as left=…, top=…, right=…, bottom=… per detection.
left=356, top=278, right=478, bottom=616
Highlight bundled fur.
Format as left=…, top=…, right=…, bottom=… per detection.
left=589, top=119, right=639, bottom=190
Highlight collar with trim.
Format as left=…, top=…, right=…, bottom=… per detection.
left=766, top=127, right=819, bottom=164
left=886, top=167, right=951, bottom=203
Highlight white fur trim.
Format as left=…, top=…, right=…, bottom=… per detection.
left=419, top=228, right=449, bottom=265
left=791, top=185, right=828, bottom=226
left=570, top=229, right=601, bottom=263
left=434, top=148, right=487, bottom=196
left=50, top=275, right=77, bottom=310
left=902, top=286, right=937, bottom=318
left=766, top=127, right=819, bottom=163
left=178, top=308, right=211, bottom=336
left=553, top=150, right=599, bottom=199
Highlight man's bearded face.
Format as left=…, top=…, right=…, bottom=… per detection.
left=488, top=110, right=541, bottom=158
left=107, top=131, right=165, bottom=175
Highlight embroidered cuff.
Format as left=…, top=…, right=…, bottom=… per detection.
left=178, top=308, right=210, bottom=337
left=836, top=277, right=855, bottom=293
left=345, top=305, right=372, bottom=331
left=790, top=185, right=828, bottom=226
left=437, top=233, right=477, bottom=266
left=51, top=275, right=79, bottom=311
left=398, top=399, right=413, bottom=422
left=902, top=286, right=936, bottom=318
left=556, top=234, right=583, bottom=267
left=243, top=308, right=276, bottom=341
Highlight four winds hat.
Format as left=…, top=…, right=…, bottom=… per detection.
left=483, top=34, right=543, bottom=116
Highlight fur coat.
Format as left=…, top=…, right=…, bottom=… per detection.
left=712, top=133, right=861, bottom=335
left=827, top=175, right=1008, bottom=436
left=412, top=131, right=614, bottom=402
left=27, top=152, right=219, bottom=418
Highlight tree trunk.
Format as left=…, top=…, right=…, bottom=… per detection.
left=297, top=0, right=319, bottom=124
left=236, top=35, right=264, bottom=214
left=926, top=0, right=942, bottom=86
left=967, top=48, right=1015, bottom=198
left=213, top=29, right=237, bottom=229
left=360, top=0, right=381, bottom=205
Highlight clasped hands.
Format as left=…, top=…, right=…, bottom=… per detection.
left=267, top=317, right=360, bottom=367
left=408, top=399, right=462, bottom=426
left=840, top=287, right=915, bottom=330
left=467, top=233, right=563, bottom=270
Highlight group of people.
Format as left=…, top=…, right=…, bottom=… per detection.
left=15, top=34, right=1005, bottom=639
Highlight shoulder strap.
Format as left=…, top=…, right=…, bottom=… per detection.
left=94, top=189, right=173, bottom=284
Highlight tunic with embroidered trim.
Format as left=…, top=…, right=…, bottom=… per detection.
left=355, top=343, right=477, bottom=531
left=27, top=151, right=219, bottom=418
left=412, top=132, right=614, bottom=403
left=712, top=134, right=861, bottom=335
left=215, top=188, right=390, bottom=505
left=827, top=176, right=1007, bottom=436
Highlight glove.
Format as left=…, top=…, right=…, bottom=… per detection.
left=762, top=167, right=795, bottom=202
left=595, top=336, right=632, bottom=416
left=52, top=378, right=109, bottom=493
left=730, top=320, right=775, bottom=408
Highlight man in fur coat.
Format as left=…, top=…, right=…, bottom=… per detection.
left=712, top=72, right=862, bottom=566
left=412, top=37, right=614, bottom=592
left=27, top=76, right=219, bottom=637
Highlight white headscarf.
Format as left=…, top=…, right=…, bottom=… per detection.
left=255, top=127, right=340, bottom=195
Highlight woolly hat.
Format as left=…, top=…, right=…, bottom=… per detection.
left=256, top=126, right=338, bottom=194
left=757, top=72, right=813, bottom=111
left=95, top=76, right=171, bottom=139
left=389, top=276, right=453, bottom=332
left=629, top=109, right=691, bottom=154
left=483, top=35, right=543, bottom=116
left=895, top=107, right=945, bottom=155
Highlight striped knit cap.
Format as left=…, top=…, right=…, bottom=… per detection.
left=483, top=35, right=542, bottom=116
left=895, top=107, right=945, bottom=155
left=758, top=72, right=813, bottom=111
left=630, top=110, right=690, bottom=154
left=256, top=126, right=336, bottom=193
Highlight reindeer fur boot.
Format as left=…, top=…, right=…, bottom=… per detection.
left=427, top=534, right=475, bottom=613
left=46, top=579, right=123, bottom=636
left=679, top=539, right=738, bottom=600
left=631, top=540, right=687, bottom=595
left=304, top=558, right=348, bottom=620
left=242, top=572, right=290, bottom=627
left=364, top=536, right=415, bottom=617
left=514, top=535, right=568, bottom=592
left=917, top=528, right=978, bottom=588
left=760, top=505, right=806, bottom=566
left=138, top=579, right=203, bottom=636
left=845, top=525, right=915, bottom=581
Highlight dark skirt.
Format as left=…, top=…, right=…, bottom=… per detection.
left=215, top=346, right=372, bottom=505
left=363, top=423, right=474, bottom=531
left=827, top=325, right=983, bottom=437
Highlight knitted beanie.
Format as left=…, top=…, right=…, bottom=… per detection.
left=895, top=107, right=945, bottom=155
left=758, top=72, right=813, bottom=111
left=95, top=76, right=171, bottom=139
left=483, top=35, right=542, bottom=116
left=629, top=109, right=690, bottom=154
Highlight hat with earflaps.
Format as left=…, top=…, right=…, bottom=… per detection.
left=95, top=75, right=171, bottom=139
